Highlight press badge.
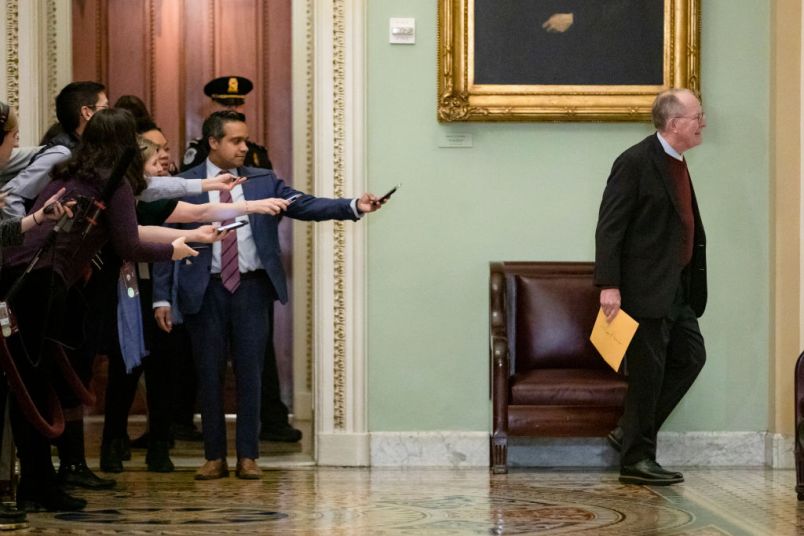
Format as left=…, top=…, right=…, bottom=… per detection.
left=121, top=262, right=139, bottom=298
left=0, top=301, right=17, bottom=338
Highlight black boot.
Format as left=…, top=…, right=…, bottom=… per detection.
left=146, top=440, right=174, bottom=472
left=16, top=481, right=87, bottom=512
left=56, top=418, right=116, bottom=488
left=58, top=461, right=116, bottom=489
left=99, top=438, right=126, bottom=473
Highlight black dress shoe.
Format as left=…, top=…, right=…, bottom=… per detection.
left=607, top=427, right=623, bottom=452
left=16, top=484, right=87, bottom=512
left=619, top=459, right=684, bottom=486
left=146, top=440, right=175, bottom=473
left=260, top=425, right=302, bottom=443
left=651, top=461, right=683, bottom=480
left=58, top=462, right=116, bottom=490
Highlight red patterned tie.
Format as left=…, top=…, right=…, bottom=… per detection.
left=218, top=189, right=240, bottom=293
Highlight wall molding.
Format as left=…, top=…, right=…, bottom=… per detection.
left=308, top=0, right=368, bottom=465
left=4, top=0, right=20, bottom=108
left=2, top=0, right=71, bottom=144
left=318, top=432, right=370, bottom=466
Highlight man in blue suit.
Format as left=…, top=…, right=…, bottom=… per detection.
left=153, top=110, right=384, bottom=480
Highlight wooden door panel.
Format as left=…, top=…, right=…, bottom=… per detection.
left=73, top=0, right=294, bottom=416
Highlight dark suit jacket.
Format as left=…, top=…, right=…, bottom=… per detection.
left=152, top=163, right=358, bottom=314
left=594, top=134, right=707, bottom=319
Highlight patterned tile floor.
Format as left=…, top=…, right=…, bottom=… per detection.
left=12, top=467, right=804, bottom=535
left=7, top=421, right=804, bottom=534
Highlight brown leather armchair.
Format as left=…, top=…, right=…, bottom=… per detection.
left=490, top=262, right=627, bottom=473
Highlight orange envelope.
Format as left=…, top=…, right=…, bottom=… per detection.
left=590, top=308, right=639, bottom=372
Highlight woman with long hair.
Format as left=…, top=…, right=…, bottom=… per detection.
left=0, top=108, right=197, bottom=512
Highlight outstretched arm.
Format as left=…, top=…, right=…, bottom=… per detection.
left=164, top=198, right=289, bottom=224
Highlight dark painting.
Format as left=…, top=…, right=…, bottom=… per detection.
left=474, top=0, right=665, bottom=86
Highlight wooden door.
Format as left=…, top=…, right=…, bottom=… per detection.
left=73, top=0, right=294, bottom=414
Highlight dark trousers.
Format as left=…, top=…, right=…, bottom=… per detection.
left=171, top=330, right=291, bottom=432
left=0, top=269, right=69, bottom=489
left=184, top=273, right=274, bottom=460
left=102, top=331, right=173, bottom=444
left=102, top=277, right=171, bottom=444
left=166, top=325, right=196, bottom=428
left=619, top=282, right=706, bottom=467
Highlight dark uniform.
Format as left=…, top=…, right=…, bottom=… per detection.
left=181, top=76, right=272, bottom=171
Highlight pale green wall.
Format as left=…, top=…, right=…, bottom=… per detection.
left=366, top=1, right=770, bottom=432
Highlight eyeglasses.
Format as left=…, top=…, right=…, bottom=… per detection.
left=89, top=104, right=110, bottom=111
left=673, top=111, right=705, bottom=123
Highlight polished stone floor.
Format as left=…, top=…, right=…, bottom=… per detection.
left=8, top=421, right=804, bottom=534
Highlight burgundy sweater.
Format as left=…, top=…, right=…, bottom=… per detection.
left=666, top=155, right=694, bottom=267
left=4, top=177, right=173, bottom=286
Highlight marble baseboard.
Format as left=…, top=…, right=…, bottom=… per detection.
left=366, top=432, right=787, bottom=468
left=765, top=433, right=795, bottom=469
left=370, top=432, right=488, bottom=467
left=512, top=432, right=774, bottom=468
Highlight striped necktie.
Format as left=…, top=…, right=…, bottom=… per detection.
left=218, top=188, right=240, bottom=293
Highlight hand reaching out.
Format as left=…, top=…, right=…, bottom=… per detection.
left=171, top=236, right=199, bottom=261
left=246, top=198, right=290, bottom=216
left=357, top=192, right=386, bottom=214
left=202, top=173, right=246, bottom=192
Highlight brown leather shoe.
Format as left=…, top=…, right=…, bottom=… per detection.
left=235, top=458, right=262, bottom=480
left=194, top=459, right=229, bottom=480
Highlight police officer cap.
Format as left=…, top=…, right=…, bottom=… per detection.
left=204, top=76, right=253, bottom=106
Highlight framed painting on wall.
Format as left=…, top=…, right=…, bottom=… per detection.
left=438, top=0, right=700, bottom=122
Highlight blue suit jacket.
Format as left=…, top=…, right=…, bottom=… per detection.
left=152, top=164, right=358, bottom=314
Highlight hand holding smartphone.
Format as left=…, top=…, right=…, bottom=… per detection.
left=217, top=220, right=248, bottom=233
left=377, top=184, right=400, bottom=204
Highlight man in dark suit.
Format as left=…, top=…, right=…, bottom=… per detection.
left=594, top=88, right=707, bottom=486
left=154, top=110, right=383, bottom=480
left=179, top=75, right=298, bottom=445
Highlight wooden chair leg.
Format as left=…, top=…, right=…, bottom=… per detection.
left=796, top=422, right=804, bottom=500
left=490, top=433, right=508, bottom=474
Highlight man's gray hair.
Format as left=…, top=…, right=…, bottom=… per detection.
left=651, top=89, right=692, bottom=131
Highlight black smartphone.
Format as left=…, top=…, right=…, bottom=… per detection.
left=217, top=220, right=248, bottom=233
left=378, top=184, right=400, bottom=203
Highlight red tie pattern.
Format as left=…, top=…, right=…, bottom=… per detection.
left=218, top=189, right=240, bottom=293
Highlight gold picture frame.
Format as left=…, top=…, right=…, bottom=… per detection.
left=438, top=0, right=700, bottom=122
